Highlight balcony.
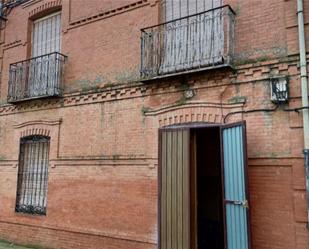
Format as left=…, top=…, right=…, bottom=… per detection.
left=8, top=52, right=67, bottom=103
left=140, top=5, right=235, bottom=80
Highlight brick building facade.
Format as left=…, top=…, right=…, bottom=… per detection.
left=0, top=0, right=308, bottom=248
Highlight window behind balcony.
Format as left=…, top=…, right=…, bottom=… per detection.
left=28, top=12, right=62, bottom=98
left=141, top=1, right=235, bottom=78
left=160, top=0, right=223, bottom=74
left=32, top=12, right=61, bottom=57
left=8, top=11, right=66, bottom=102
left=163, top=0, right=222, bottom=21
left=15, top=136, right=50, bottom=215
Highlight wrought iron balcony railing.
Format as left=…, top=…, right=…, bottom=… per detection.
left=8, top=52, right=67, bottom=102
left=140, top=5, right=235, bottom=79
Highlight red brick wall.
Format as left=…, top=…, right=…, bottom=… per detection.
left=228, top=0, right=288, bottom=61
left=0, top=0, right=308, bottom=248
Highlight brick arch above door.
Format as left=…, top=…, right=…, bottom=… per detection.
left=144, top=101, right=245, bottom=127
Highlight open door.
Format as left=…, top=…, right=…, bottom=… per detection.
left=221, top=122, right=251, bottom=249
left=159, top=122, right=251, bottom=249
left=159, top=128, right=190, bottom=249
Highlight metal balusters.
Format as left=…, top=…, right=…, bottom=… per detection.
left=8, top=52, right=67, bottom=102
left=141, top=5, right=235, bottom=78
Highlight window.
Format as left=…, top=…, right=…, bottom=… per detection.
left=8, top=11, right=66, bottom=102
left=15, top=136, right=50, bottom=215
left=30, top=12, right=62, bottom=96
left=161, top=0, right=223, bottom=73
left=32, top=11, right=61, bottom=57
left=141, top=0, right=234, bottom=78
left=163, top=0, right=222, bottom=21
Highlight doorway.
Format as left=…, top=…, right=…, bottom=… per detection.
left=193, top=127, right=224, bottom=249
left=158, top=122, right=250, bottom=249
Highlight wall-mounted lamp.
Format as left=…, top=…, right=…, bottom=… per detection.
left=270, top=77, right=289, bottom=103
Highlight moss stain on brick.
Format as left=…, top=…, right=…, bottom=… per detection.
left=228, top=96, right=247, bottom=104
left=115, top=69, right=140, bottom=84
left=141, top=106, right=151, bottom=116
left=174, top=94, right=187, bottom=106
left=67, top=74, right=106, bottom=93
left=112, top=154, right=120, bottom=160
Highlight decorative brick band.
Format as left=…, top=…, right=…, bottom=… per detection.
left=144, top=101, right=245, bottom=126
left=68, top=0, right=149, bottom=29
left=2, top=40, right=22, bottom=50
left=0, top=59, right=302, bottom=117
left=28, top=0, right=61, bottom=18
